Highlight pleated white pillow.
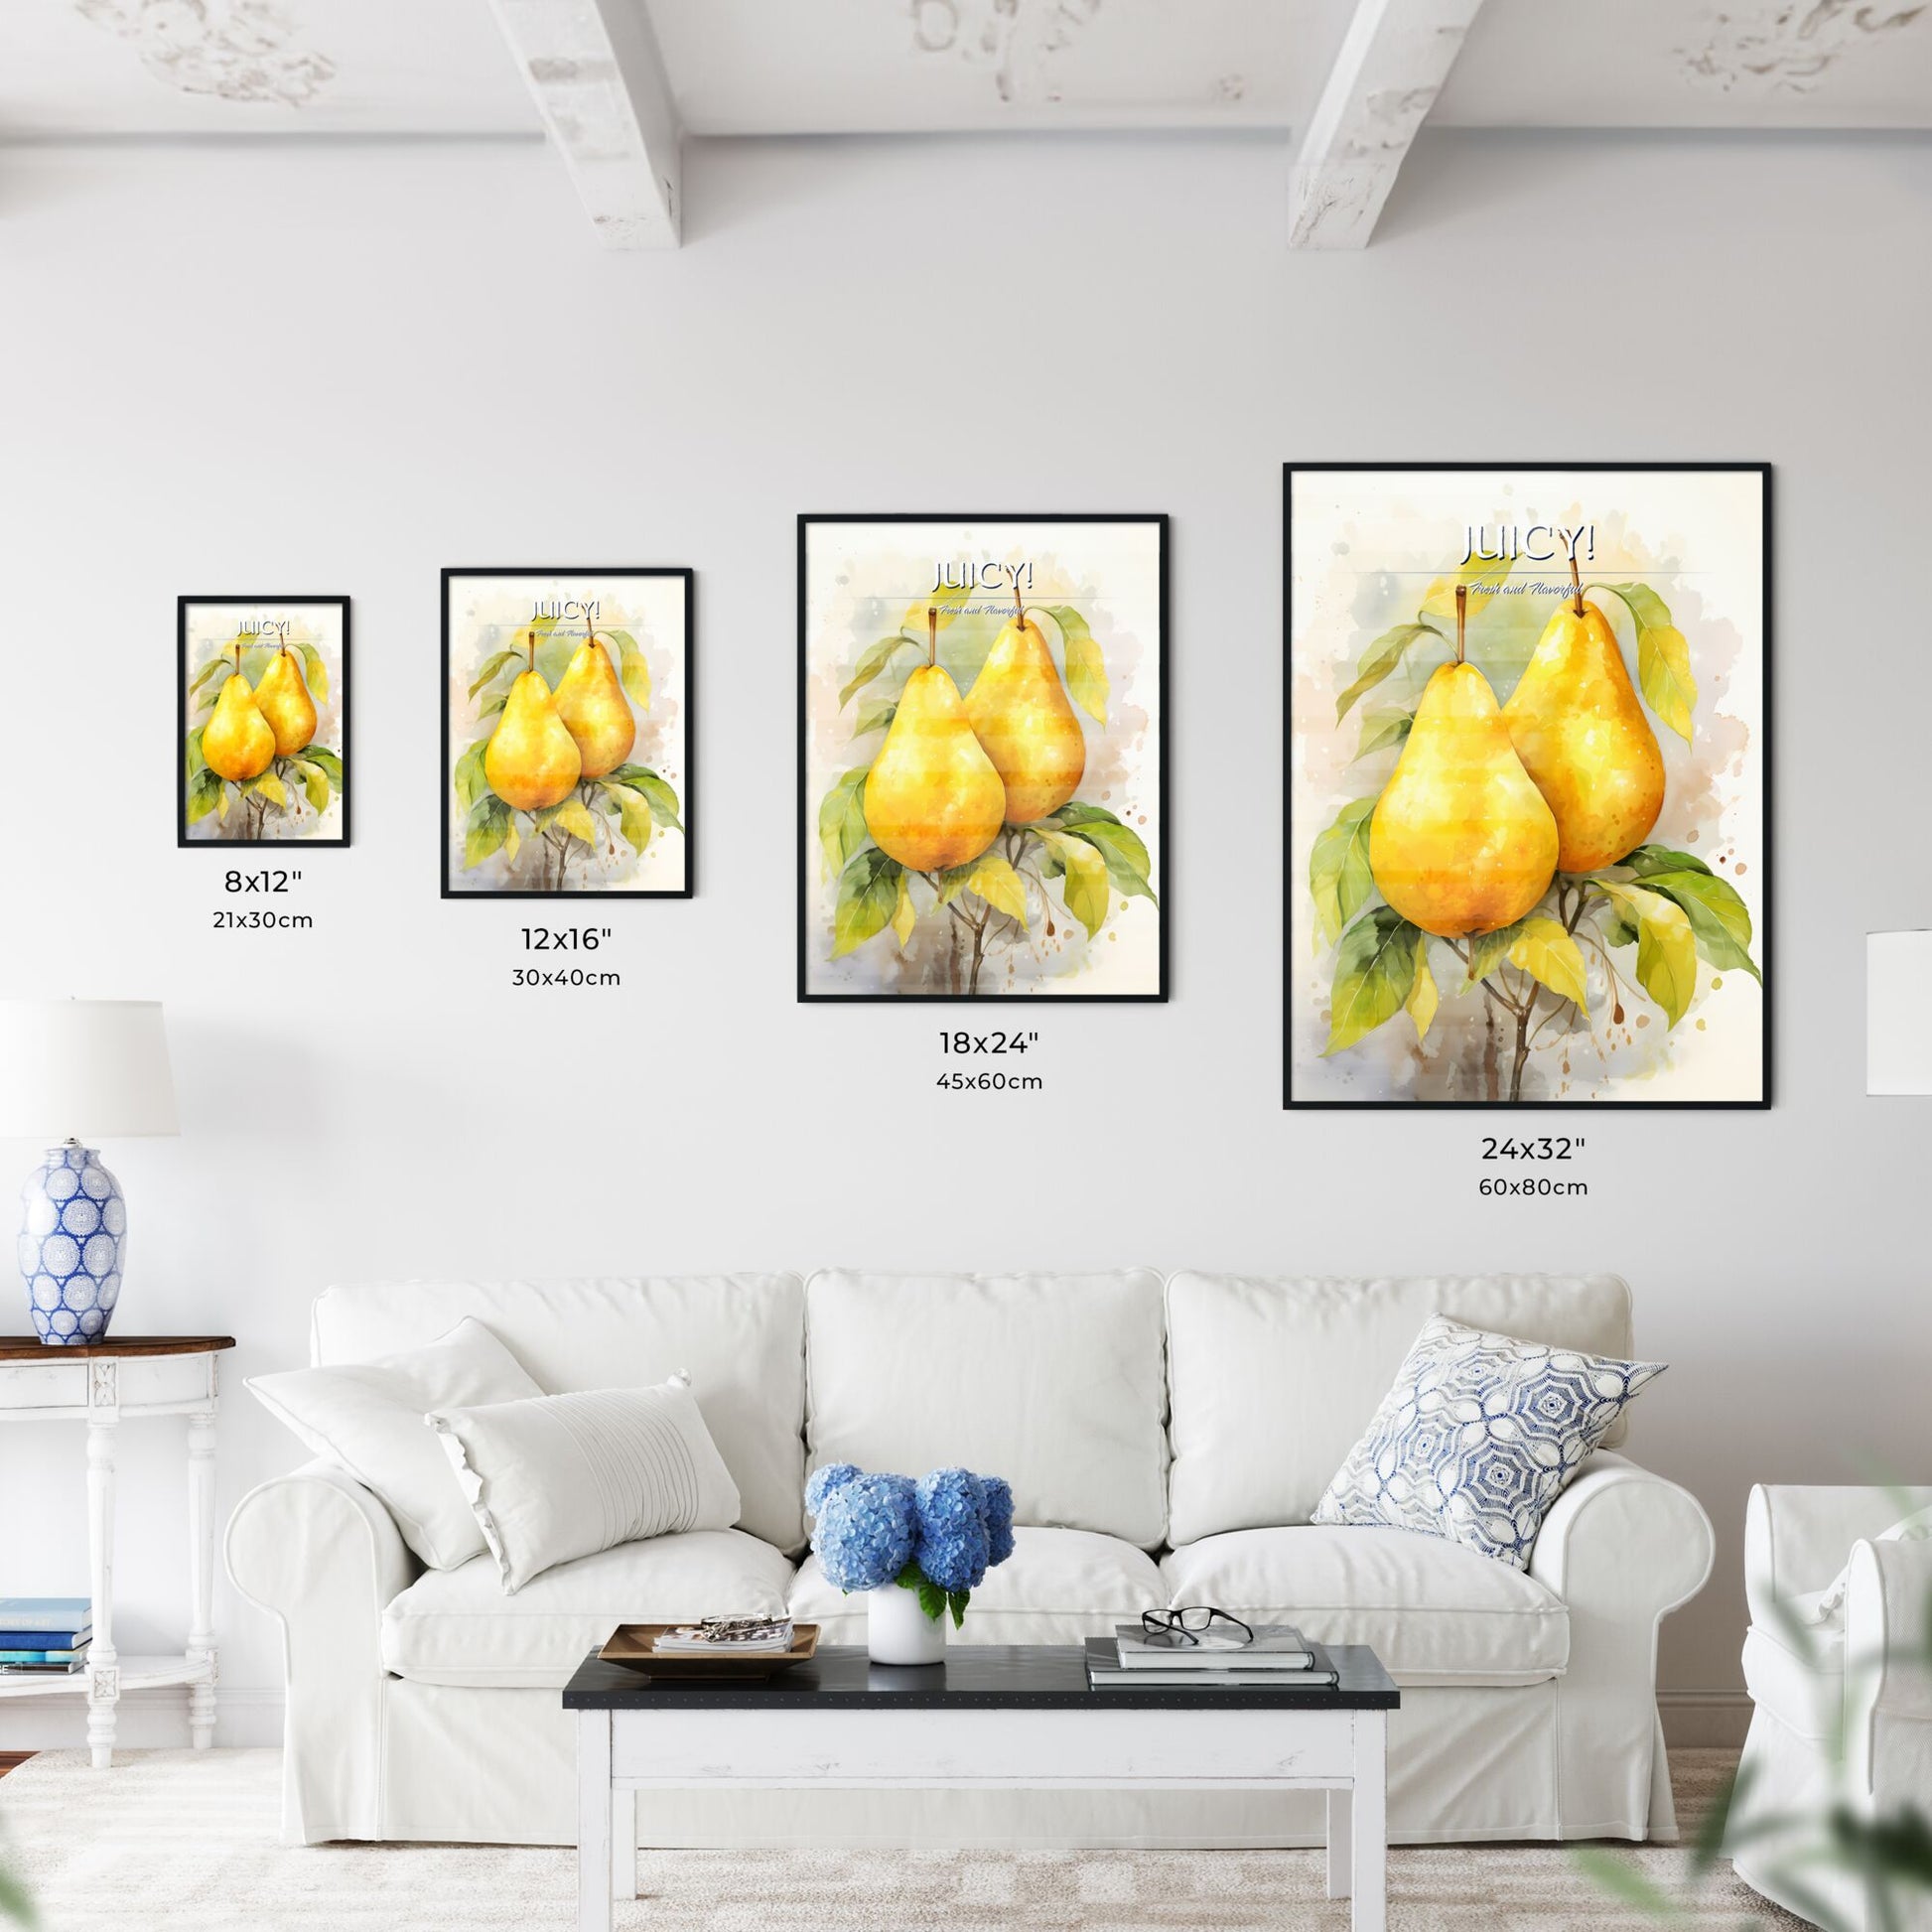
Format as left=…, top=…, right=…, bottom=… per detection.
left=428, top=1374, right=741, bottom=1592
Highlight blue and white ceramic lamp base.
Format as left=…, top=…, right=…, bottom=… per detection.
left=18, top=1144, right=125, bottom=1344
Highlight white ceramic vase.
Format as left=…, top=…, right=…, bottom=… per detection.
left=867, top=1584, right=947, bottom=1666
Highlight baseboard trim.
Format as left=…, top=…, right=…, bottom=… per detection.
left=1658, top=1689, right=1751, bottom=1749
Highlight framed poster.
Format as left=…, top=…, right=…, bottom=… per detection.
left=442, top=568, right=691, bottom=898
left=800, top=514, right=1166, bottom=1001
left=1286, top=464, right=1769, bottom=1107
left=180, top=596, right=348, bottom=846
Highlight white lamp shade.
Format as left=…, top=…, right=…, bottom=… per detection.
left=1867, top=933, right=1932, bottom=1094
left=0, top=1000, right=179, bottom=1141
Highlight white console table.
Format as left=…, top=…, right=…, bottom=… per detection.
left=0, top=1335, right=234, bottom=1768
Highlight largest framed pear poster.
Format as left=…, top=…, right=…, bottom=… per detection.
left=1286, top=464, right=1769, bottom=1107
left=800, top=514, right=1166, bottom=1001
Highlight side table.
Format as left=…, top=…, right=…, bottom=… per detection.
left=0, top=1335, right=235, bottom=1768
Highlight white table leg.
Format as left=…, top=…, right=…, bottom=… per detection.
left=612, top=1786, right=636, bottom=1901
left=186, top=1409, right=218, bottom=1749
left=1350, top=1710, right=1387, bottom=1932
left=578, top=1710, right=613, bottom=1932
left=85, top=1416, right=118, bottom=1771
left=1326, top=1785, right=1353, bottom=1899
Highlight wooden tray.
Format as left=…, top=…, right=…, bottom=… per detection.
left=599, top=1623, right=819, bottom=1678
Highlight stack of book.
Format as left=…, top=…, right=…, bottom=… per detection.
left=1086, top=1621, right=1338, bottom=1690
left=0, top=1598, right=92, bottom=1675
left=651, top=1616, right=794, bottom=1655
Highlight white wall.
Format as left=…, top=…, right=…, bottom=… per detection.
left=1, top=129, right=1927, bottom=1748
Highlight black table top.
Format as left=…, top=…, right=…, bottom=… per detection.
left=562, top=1642, right=1398, bottom=1712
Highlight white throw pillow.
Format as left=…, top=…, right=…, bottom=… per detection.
left=1311, top=1314, right=1665, bottom=1569
left=248, top=1316, right=542, bottom=1569
left=1810, top=1503, right=1932, bottom=1624
left=428, top=1375, right=742, bottom=1593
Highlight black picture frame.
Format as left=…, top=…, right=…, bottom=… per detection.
left=178, top=594, right=350, bottom=849
left=1283, top=462, right=1772, bottom=1109
left=798, top=512, right=1170, bottom=1004
left=440, top=567, right=695, bottom=901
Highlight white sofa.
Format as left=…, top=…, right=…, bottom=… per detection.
left=226, top=1269, right=1713, bottom=1851
left=1731, top=1484, right=1932, bottom=1931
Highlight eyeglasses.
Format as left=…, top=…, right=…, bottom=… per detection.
left=1138, top=1606, right=1254, bottom=1649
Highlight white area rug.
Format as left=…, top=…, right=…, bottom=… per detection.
left=2, top=1747, right=1799, bottom=1930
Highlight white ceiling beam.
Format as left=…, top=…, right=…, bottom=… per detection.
left=1288, top=0, right=1485, bottom=250
left=483, top=0, right=680, bottom=248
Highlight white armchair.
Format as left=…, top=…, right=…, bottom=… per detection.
left=1731, top=1483, right=1932, bottom=1932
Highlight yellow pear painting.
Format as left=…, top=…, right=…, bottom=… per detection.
left=1288, top=467, right=1767, bottom=1106
left=180, top=598, right=348, bottom=846
left=443, top=570, right=690, bottom=897
left=802, top=517, right=1166, bottom=999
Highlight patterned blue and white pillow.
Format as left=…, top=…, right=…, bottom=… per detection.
left=1311, top=1315, right=1666, bottom=1569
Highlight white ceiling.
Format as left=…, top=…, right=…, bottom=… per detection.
left=3, top=0, right=1929, bottom=139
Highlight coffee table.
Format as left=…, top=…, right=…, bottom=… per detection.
left=563, top=1642, right=1399, bottom=1931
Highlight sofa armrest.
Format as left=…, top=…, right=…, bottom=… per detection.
left=1743, top=1484, right=1932, bottom=1627
left=224, top=1459, right=417, bottom=1842
left=1845, top=1536, right=1932, bottom=1805
left=1528, top=1451, right=1714, bottom=1840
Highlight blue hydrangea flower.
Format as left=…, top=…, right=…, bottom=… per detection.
left=914, top=1467, right=990, bottom=1593
left=813, top=1471, right=916, bottom=1591
left=805, top=1461, right=864, bottom=1519
left=981, top=1475, right=1016, bottom=1568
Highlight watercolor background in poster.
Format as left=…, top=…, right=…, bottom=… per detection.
left=1288, top=467, right=1765, bottom=1104
left=802, top=517, right=1164, bottom=999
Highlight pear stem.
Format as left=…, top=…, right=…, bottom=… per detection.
left=1455, top=586, right=1466, bottom=665
left=928, top=607, right=937, bottom=668
left=1015, top=586, right=1025, bottom=624
left=527, top=627, right=536, bottom=674
left=233, top=642, right=242, bottom=673
left=1570, top=554, right=1585, bottom=619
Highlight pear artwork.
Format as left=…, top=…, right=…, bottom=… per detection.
left=201, top=646, right=277, bottom=783
left=864, top=609, right=1006, bottom=873
left=1369, top=594, right=1558, bottom=939
left=484, top=627, right=581, bottom=812
left=1502, top=560, right=1666, bottom=873
left=253, top=645, right=318, bottom=757
left=553, top=636, right=635, bottom=778
left=965, top=594, right=1085, bottom=824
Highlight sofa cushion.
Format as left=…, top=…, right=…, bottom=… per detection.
left=1161, top=1526, right=1569, bottom=1686
left=1742, top=1605, right=1844, bottom=1741
left=790, top=1526, right=1165, bottom=1645
left=312, top=1276, right=808, bottom=1553
left=381, top=1529, right=794, bottom=1688
left=1165, top=1273, right=1636, bottom=1545
left=804, top=1269, right=1169, bottom=1549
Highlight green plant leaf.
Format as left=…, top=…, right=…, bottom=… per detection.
left=1568, top=1847, right=1685, bottom=1919
left=551, top=796, right=600, bottom=846
left=464, top=796, right=511, bottom=869
left=854, top=699, right=897, bottom=737
left=1594, top=882, right=1698, bottom=1027
left=1641, top=869, right=1759, bottom=982
left=189, top=654, right=228, bottom=695
left=902, top=580, right=977, bottom=635
left=247, top=770, right=289, bottom=809
left=832, top=846, right=901, bottom=958
left=934, top=863, right=976, bottom=904
left=1336, top=622, right=1440, bottom=724
left=891, top=871, right=917, bottom=947
left=1421, top=553, right=1514, bottom=621
left=0, top=1855, right=36, bottom=1929
left=840, top=634, right=917, bottom=709
left=1354, top=708, right=1414, bottom=760
left=947, top=1588, right=970, bottom=1629
left=184, top=728, right=206, bottom=779
left=1323, top=906, right=1419, bottom=1056
left=294, top=639, right=330, bottom=704
left=1310, top=797, right=1378, bottom=946
left=1407, top=943, right=1439, bottom=1043
left=295, top=759, right=332, bottom=814
left=818, top=767, right=871, bottom=877
left=1463, top=920, right=1524, bottom=987
left=607, top=629, right=650, bottom=711
left=185, top=765, right=224, bottom=825
left=1046, top=605, right=1107, bottom=724
left=1618, top=843, right=1712, bottom=880
left=1507, top=915, right=1590, bottom=1010
left=1601, top=581, right=1673, bottom=632
left=1038, top=832, right=1109, bottom=939
left=453, top=738, right=489, bottom=812
left=302, top=747, right=344, bottom=790
left=917, top=1581, right=947, bottom=1622
left=608, top=785, right=652, bottom=857
left=1600, top=913, right=1639, bottom=949
left=1638, top=622, right=1696, bottom=743
left=965, top=854, right=1029, bottom=924
left=1049, top=805, right=1157, bottom=905
left=629, top=769, right=681, bottom=831
left=477, top=690, right=509, bottom=724
left=467, top=648, right=520, bottom=700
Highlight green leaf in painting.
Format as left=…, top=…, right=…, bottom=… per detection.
left=610, top=785, right=653, bottom=858
left=295, top=759, right=332, bottom=814
left=295, top=639, right=330, bottom=704
left=1638, top=622, right=1697, bottom=743
left=453, top=738, right=489, bottom=812
left=1594, top=882, right=1698, bottom=1027
left=840, top=634, right=917, bottom=709
left=1049, top=804, right=1156, bottom=905
left=1046, top=606, right=1108, bottom=725
left=891, top=871, right=917, bottom=948
left=186, top=765, right=224, bottom=825
left=1407, top=943, right=1439, bottom=1043
left=934, top=863, right=977, bottom=903
left=832, top=846, right=901, bottom=958
left=609, top=629, right=651, bottom=710
left=1354, top=709, right=1413, bottom=760
left=1463, top=921, right=1524, bottom=988
left=1309, top=797, right=1378, bottom=946
left=184, top=728, right=206, bottom=779
left=247, top=770, right=289, bottom=809
left=467, top=648, right=520, bottom=700
left=189, top=654, right=228, bottom=696
left=1619, top=842, right=1712, bottom=880
left=1038, top=832, right=1108, bottom=939
left=465, top=796, right=511, bottom=869
left=476, top=690, right=509, bottom=724
left=1601, top=581, right=1673, bottom=632
left=901, top=580, right=977, bottom=636
left=1420, top=552, right=1513, bottom=621
left=817, top=766, right=871, bottom=877
left=1640, top=869, right=1759, bottom=982
left=1323, top=906, right=1420, bottom=1057
left=549, top=797, right=600, bottom=846
left=1507, top=916, right=1590, bottom=1010
left=854, top=699, right=898, bottom=737
left=1335, top=623, right=1441, bottom=724
left=302, top=747, right=345, bottom=790
left=964, top=855, right=1029, bottom=924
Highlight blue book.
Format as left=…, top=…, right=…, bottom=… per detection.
left=0, top=1598, right=89, bottom=1633
left=0, top=1647, right=87, bottom=1665
left=0, top=1627, right=89, bottom=1650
